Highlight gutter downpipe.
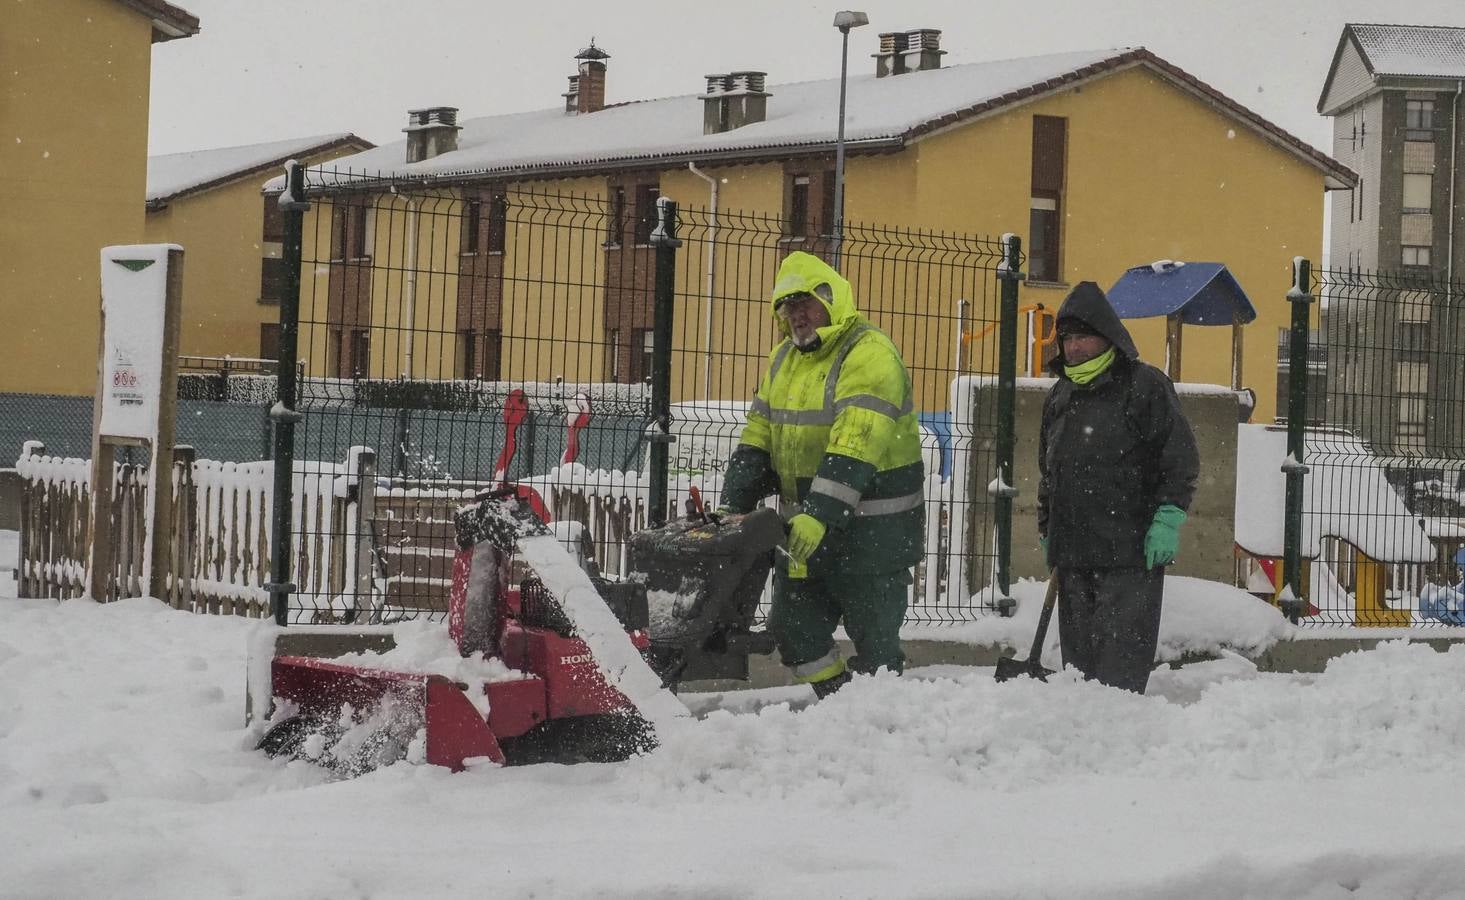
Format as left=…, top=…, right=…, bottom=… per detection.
left=1449, top=80, right=1461, bottom=289
left=688, top=162, right=719, bottom=396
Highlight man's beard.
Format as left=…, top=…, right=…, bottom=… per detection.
left=792, top=328, right=822, bottom=351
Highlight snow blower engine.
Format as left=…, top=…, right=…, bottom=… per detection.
left=257, top=490, right=783, bottom=774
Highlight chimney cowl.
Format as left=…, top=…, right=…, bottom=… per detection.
left=700, top=71, right=771, bottom=134
left=403, top=106, right=462, bottom=162
left=566, top=40, right=610, bottom=114
left=874, top=28, right=944, bottom=77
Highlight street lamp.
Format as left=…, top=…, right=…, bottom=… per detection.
left=831, top=10, right=868, bottom=269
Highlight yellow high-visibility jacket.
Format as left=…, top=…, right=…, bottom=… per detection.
left=721, top=252, right=924, bottom=575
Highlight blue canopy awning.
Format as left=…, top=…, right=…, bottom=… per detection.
left=1106, top=261, right=1256, bottom=326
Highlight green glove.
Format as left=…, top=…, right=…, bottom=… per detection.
left=1144, top=505, right=1187, bottom=569
left=786, top=513, right=827, bottom=566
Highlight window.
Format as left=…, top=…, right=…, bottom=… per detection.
left=819, top=175, right=837, bottom=238
left=1400, top=290, right=1433, bottom=323
left=486, top=195, right=507, bottom=253
left=458, top=328, right=502, bottom=379
left=259, top=257, right=285, bottom=303
left=1403, top=173, right=1432, bottom=213
left=1406, top=99, right=1435, bottom=131
left=787, top=175, right=810, bottom=236
left=1357, top=177, right=1364, bottom=222
left=461, top=199, right=481, bottom=254
left=1397, top=361, right=1429, bottom=394
left=1029, top=115, right=1067, bottom=283
left=606, top=187, right=626, bottom=246
left=1402, top=245, right=1432, bottom=268
left=1398, top=396, right=1427, bottom=440
left=349, top=329, right=370, bottom=379
left=262, top=195, right=284, bottom=243
left=631, top=328, right=655, bottom=383
left=259, top=323, right=280, bottom=361
left=1029, top=196, right=1061, bottom=284
left=333, top=203, right=368, bottom=260
left=458, top=329, right=477, bottom=378
left=633, top=185, right=660, bottom=245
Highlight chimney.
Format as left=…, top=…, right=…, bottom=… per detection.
left=700, top=71, right=771, bottom=135
left=565, top=41, right=611, bottom=114
left=404, top=107, right=462, bottom=163
left=875, top=28, right=944, bottom=77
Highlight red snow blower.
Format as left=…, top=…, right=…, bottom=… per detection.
left=257, top=490, right=784, bottom=774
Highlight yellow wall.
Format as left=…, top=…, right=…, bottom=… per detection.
left=142, top=146, right=367, bottom=361
left=0, top=0, right=155, bottom=395
left=906, top=64, right=1325, bottom=421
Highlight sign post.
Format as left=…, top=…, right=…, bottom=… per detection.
left=88, top=245, right=183, bottom=601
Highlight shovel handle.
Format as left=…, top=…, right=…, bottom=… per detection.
left=1026, top=574, right=1060, bottom=662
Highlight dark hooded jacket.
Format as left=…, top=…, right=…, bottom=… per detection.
left=1038, top=282, right=1200, bottom=569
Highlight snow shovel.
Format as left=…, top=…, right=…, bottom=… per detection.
left=994, top=575, right=1059, bottom=683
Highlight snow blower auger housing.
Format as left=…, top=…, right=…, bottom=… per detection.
left=259, top=488, right=678, bottom=773
left=627, top=507, right=785, bottom=687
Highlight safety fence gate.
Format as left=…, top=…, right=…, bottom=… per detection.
left=268, top=164, right=1021, bottom=627
left=1277, top=262, right=1465, bottom=626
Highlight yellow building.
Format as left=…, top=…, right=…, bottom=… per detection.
left=299, top=38, right=1354, bottom=421
left=0, top=0, right=198, bottom=396
left=143, top=134, right=373, bottom=363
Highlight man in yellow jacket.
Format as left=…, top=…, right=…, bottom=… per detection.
left=718, top=252, right=925, bottom=698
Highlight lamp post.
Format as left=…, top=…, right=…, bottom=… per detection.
left=831, top=10, right=868, bottom=269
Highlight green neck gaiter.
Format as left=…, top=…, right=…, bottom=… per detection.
left=1064, top=347, right=1116, bottom=385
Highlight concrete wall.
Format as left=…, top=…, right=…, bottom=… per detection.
left=985, top=377, right=1241, bottom=585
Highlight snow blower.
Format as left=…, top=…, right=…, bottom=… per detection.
left=627, top=506, right=785, bottom=687
left=257, top=494, right=785, bottom=774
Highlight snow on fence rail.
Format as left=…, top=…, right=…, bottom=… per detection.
left=16, top=444, right=345, bottom=615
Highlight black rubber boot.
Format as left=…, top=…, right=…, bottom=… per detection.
left=810, top=670, right=852, bottom=699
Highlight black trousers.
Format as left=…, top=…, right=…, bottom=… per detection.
left=1056, top=566, right=1164, bottom=694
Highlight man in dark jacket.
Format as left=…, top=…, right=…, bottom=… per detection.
left=1038, top=281, right=1200, bottom=693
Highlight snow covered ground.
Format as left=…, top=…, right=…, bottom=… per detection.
left=5, top=538, right=1465, bottom=898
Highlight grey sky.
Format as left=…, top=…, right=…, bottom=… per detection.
left=148, top=0, right=1465, bottom=157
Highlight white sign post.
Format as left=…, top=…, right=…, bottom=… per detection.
left=89, top=245, right=184, bottom=601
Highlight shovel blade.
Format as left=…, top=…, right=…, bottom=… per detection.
left=994, top=655, right=1055, bottom=683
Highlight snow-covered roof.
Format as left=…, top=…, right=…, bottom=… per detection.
left=1349, top=23, right=1465, bottom=78
left=302, top=47, right=1352, bottom=190
left=147, top=133, right=371, bottom=205
left=1235, top=424, right=1436, bottom=564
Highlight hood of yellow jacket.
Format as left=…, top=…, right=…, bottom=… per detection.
left=768, top=251, right=860, bottom=346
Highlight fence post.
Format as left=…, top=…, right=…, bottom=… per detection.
left=352, top=448, right=378, bottom=623
left=17, top=442, right=42, bottom=598
left=1281, top=257, right=1313, bottom=623
left=268, top=160, right=309, bottom=626
left=172, top=445, right=196, bottom=610
left=990, top=233, right=1023, bottom=615
left=646, top=196, right=681, bottom=528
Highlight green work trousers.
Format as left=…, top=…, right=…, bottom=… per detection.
left=768, top=566, right=910, bottom=677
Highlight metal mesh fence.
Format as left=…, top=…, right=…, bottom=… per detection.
left=279, top=171, right=1012, bottom=625
left=1297, top=267, right=1465, bottom=625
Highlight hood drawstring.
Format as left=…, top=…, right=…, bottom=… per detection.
left=1064, top=347, right=1116, bottom=385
